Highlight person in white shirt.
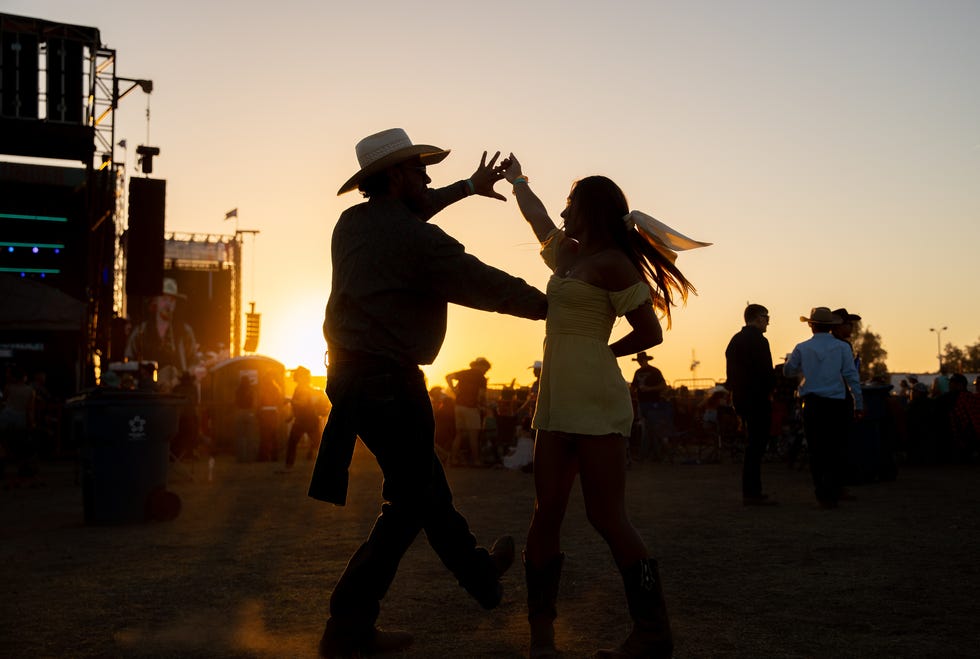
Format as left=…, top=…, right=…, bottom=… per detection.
left=784, top=307, right=864, bottom=509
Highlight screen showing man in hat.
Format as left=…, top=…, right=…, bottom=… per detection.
left=125, top=277, right=199, bottom=381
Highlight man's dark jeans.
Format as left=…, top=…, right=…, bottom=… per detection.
left=734, top=397, right=771, bottom=497
left=802, top=394, right=849, bottom=504
left=323, top=360, right=498, bottom=631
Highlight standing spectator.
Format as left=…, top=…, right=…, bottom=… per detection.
left=772, top=361, right=805, bottom=468
left=310, top=128, right=546, bottom=657
left=495, top=381, right=519, bottom=457
left=831, top=308, right=862, bottom=369
left=171, top=371, right=201, bottom=461
left=285, top=366, right=317, bottom=470
left=0, top=365, right=37, bottom=483
left=947, top=374, right=980, bottom=461
left=429, top=386, right=456, bottom=464
left=517, top=360, right=543, bottom=424
left=783, top=307, right=864, bottom=509
left=446, top=357, right=492, bottom=467
left=630, top=351, right=670, bottom=461
left=725, top=303, right=777, bottom=505
left=233, top=374, right=258, bottom=463
left=30, top=370, right=54, bottom=456
left=831, top=308, right=863, bottom=493
left=256, top=371, right=285, bottom=462
left=905, top=382, right=936, bottom=463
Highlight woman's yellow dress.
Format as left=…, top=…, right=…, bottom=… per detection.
left=532, top=230, right=652, bottom=438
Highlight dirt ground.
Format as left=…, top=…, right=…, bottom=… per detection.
left=2, top=443, right=979, bottom=659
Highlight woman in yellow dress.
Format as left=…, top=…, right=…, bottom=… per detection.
left=501, top=154, right=706, bottom=659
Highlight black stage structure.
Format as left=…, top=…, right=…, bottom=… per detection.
left=1, top=13, right=248, bottom=401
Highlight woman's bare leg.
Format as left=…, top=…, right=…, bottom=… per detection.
left=578, top=435, right=648, bottom=567
left=525, top=430, right=578, bottom=566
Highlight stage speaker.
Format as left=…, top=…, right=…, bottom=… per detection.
left=1, top=31, right=40, bottom=118
left=46, top=38, right=84, bottom=124
left=126, top=177, right=166, bottom=297
left=244, top=310, right=261, bottom=353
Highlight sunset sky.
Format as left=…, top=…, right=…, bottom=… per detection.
left=9, top=1, right=980, bottom=388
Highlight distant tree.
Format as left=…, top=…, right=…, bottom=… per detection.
left=941, top=344, right=967, bottom=373
left=852, top=326, right=888, bottom=382
left=965, top=339, right=980, bottom=372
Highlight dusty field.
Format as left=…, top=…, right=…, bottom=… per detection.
left=2, top=444, right=979, bottom=658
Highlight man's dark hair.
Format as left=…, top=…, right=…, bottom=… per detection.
left=744, top=303, right=768, bottom=324
left=358, top=169, right=391, bottom=198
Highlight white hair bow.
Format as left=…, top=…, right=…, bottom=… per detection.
left=623, top=210, right=711, bottom=262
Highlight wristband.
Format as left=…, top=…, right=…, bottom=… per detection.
left=464, top=179, right=475, bottom=195
left=512, top=175, right=529, bottom=188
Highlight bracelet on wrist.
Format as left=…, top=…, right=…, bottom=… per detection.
left=512, top=175, right=529, bottom=189
left=464, top=179, right=475, bottom=195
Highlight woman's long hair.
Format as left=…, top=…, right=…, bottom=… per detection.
left=570, top=175, right=696, bottom=327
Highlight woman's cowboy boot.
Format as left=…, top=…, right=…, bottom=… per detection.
left=525, top=552, right=564, bottom=659
left=594, top=558, right=673, bottom=659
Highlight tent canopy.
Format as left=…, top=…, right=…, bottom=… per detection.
left=0, top=275, right=87, bottom=331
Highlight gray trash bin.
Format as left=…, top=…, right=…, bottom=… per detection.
left=846, top=384, right=896, bottom=484
left=67, top=389, right=183, bottom=524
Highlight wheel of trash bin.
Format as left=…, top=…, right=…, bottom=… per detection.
left=146, top=487, right=182, bottom=522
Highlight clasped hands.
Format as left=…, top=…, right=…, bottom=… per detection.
left=468, top=151, right=523, bottom=202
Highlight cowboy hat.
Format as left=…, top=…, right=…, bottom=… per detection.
left=161, top=277, right=187, bottom=299
left=470, top=357, right=491, bottom=370
left=632, top=351, right=653, bottom=363
left=799, top=307, right=841, bottom=325
left=831, top=308, right=862, bottom=323
left=337, top=128, right=450, bottom=195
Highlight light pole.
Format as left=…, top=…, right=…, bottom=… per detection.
left=929, top=326, right=947, bottom=373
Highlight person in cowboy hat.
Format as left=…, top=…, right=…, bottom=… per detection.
left=310, top=128, right=547, bottom=658
left=125, top=277, right=198, bottom=375
left=445, top=357, right=492, bottom=467
left=784, top=307, right=864, bottom=509
left=831, top=308, right=862, bottom=369
left=630, top=351, right=670, bottom=462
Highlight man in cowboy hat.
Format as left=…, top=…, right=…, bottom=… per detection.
left=310, top=128, right=547, bottom=657
left=783, top=307, right=864, bottom=509
left=125, top=277, right=198, bottom=375
left=831, top=308, right=862, bottom=370
left=630, top=351, right=669, bottom=461
left=446, top=357, right=492, bottom=467
left=725, top=303, right=777, bottom=505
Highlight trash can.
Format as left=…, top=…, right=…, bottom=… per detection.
left=67, top=389, right=183, bottom=525
left=846, top=384, right=896, bottom=484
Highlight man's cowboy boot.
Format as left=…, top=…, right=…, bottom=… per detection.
left=464, top=534, right=516, bottom=610
left=318, top=618, right=413, bottom=658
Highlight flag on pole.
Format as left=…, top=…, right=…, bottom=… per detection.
left=224, top=208, right=238, bottom=220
